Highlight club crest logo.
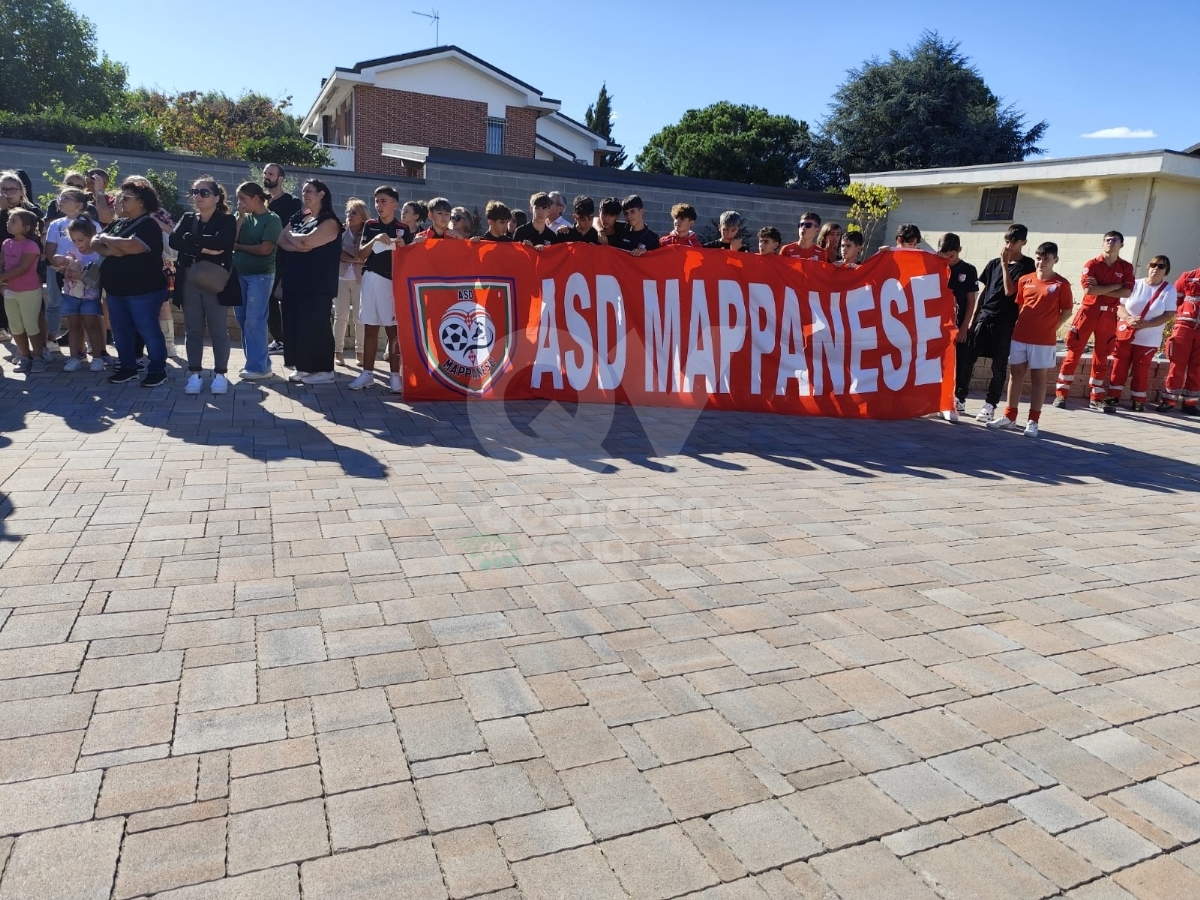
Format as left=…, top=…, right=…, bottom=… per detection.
left=410, top=278, right=516, bottom=395
left=1048, top=284, right=1058, bottom=293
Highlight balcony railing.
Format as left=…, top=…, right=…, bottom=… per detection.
left=315, top=143, right=355, bottom=171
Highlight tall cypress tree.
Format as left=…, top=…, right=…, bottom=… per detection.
left=584, top=84, right=628, bottom=169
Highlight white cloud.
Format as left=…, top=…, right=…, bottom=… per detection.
left=1080, top=127, right=1157, bottom=139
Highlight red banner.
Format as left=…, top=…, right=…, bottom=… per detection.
left=392, top=242, right=956, bottom=419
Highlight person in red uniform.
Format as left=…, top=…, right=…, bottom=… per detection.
left=1161, top=259, right=1200, bottom=414
left=1053, top=230, right=1134, bottom=411
left=659, top=203, right=704, bottom=248
left=988, top=242, right=1074, bottom=437
left=780, top=212, right=824, bottom=261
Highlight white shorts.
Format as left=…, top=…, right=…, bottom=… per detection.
left=1008, top=340, right=1056, bottom=369
left=359, top=271, right=396, bottom=327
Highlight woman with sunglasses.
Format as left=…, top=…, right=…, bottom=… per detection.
left=170, top=178, right=237, bottom=395
left=450, top=206, right=475, bottom=239
left=275, top=179, right=342, bottom=384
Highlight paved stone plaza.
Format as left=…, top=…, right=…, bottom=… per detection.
left=2, top=359, right=1200, bottom=899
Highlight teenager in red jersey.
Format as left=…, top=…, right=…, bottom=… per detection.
left=659, top=203, right=704, bottom=248
left=780, top=212, right=824, bottom=261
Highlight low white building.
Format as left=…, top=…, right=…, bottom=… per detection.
left=851, top=150, right=1200, bottom=282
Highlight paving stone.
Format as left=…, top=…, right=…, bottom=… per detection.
left=560, top=757, right=674, bottom=839
left=81, top=703, right=174, bottom=756
left=1009, top=785, right=1107, bottom=835
left=633, top=709, right=747, bottom=764
left=0, top=729, right=84, bottom=783
left=708, top=799, right=823, bottom=872
left=810, top=840, right=941, bottom=900
left=993, top=821, right=1101, bottom=891
left=229, top=736, right=318, bottom=778
left=511, top=845, right=627, bottom=900
left=256, top=626, right=326, bottom=668
left=1058, top=819, right=1161, bottom=872
left=0, top=693, right=94, bottom=740
left=578, top=672, right=669, bottom=726
left=309, top=688, right=393, bottom=732
left=326, top=783, right=426, bottom=851
left=929, top=746, right=1039, bottom=803
left=1073, top=728, right=1178, bottom=780
left=115, top=818, right=226, bottom=899
left=96, top=754, right=198, bottom=816
left=1111, top=855, right=1200, bottom=900
left=454, top=667, right=543, bottom=720
left=870, top=762, right=980, bottom=821
left=602, top=824, right=720, bottom=899
left=316, top=722, right=409, bottom=793
left=705, top=684, right=810, bottom=730
left=647, top=754, right=772, bottom=820
left=527, top=706, right=624, bottom=770
left=178, top=661, right=257, bottom=713
left=879, top=707, right=990, bottom=758
left=780, top=776, right=917, bottom=850
left=817, top=722, right=920, bottom=773
left=1108, top=780, right=1200, bottom=843
left=150, top=866, right=300, bottom=899
left=75, top=649, right=182, bottom=690
left=0, top=770, right=101, bottom=836
left=395, top=699, right=486, bottom=761
left=415, top=762, right=544, bottom=832
left=744, top=722, right=840, bottom=774
left=908, top=835, right=1058, bottom=900
left=174, top=703, right=288, bottom=754
left=479, top=716, right=544, bottom=763
left=300, top=837, right=447, bottom=899
left=495, top=807, right=593, bottom=861
left=0, top=819, right=123, bottom=900
left=229, top=763, right=323, bottom=812
left=1005, top=730, right=1133, bottom=797
left=227, top=797, right=330, bottom=874
left=434, top=825, right=514, bottom=898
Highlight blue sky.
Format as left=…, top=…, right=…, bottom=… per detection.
left=89, top=0, right=1199, bottom=167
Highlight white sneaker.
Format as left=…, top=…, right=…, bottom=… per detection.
left=302, top=370, right=335, bottom=385
left=389, top=373, right=403, bottom=394
left=348, top=371, right=374, bottom=390
left=1023, top=420, right=1039, bottom=438
left=976, top=402, right=995, bottom=423
left=211, top=374, right=229, bottom=395
left=239, top=368, right=271, bottom=380
left=288, top=370, right=306, bottom=383
left=954, top=399, right=966, bottom=414
left=987, top=415, right=1017, bottom=430
left=63, top=357, right=82, bottom=372
left=89, top=357, right=107, bottom=372
left=941, top=409, right=959, bottom=423
left=185, top=373, right=203, bottom=395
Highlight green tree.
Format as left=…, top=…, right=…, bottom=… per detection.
left=636, top=102, right=813, bottom=187
left=39, top=146, right=120, bottom=209
left=584, top=83, right=627, bottom=169
left=810, top=31, right=1047, bottom=188
left=0, top=0, right=128, bottom=118
left=841, top=183, right=901, bottom=253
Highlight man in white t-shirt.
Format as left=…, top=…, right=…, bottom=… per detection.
left=1106, top=255, right=1176, bottom=412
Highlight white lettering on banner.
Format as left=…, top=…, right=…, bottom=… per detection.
left=809, top=291, right=845, bottom=396
left=645, top=279, right=683, bottom=392
left=879, top=279, right=912, bottom=391
left=910, top=273, right=943, bottom=386
left=683, top=282, right=715, bottom=392
left=718, top=281, right=747, bottom=393
left=845, top=285, right=879, bottom=394
left=595, top=275, right=626, bottom=390
left=533, top=278, right=564, bottom=389
left=748, top=283, right=776, bottom=396
left=563, top=272, right=594, bottom=391
left=775, top=287, right=812, bottom=396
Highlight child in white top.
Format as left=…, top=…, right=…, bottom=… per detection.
left=52, top=218, right=108, bottom=371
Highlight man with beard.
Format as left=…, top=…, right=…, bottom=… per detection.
left=263, top=164, right=302, bottom=353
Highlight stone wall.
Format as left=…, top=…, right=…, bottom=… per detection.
left=0, top=139, right=852, bottom=240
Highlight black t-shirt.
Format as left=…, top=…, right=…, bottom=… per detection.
left=513, top=223, right=557, bottom=247
left=704, top=240, right=750, bottom=252
left=99, top=217, right=167, bottom=296
left=977, top=256, right=1036, bottom=323
left=559, top=226, right=600, bottom=244
left=268, top=192, right=302, bottom=273
left=360, top=218, right=406, bottom=279
left=480, top=232, right=513, bottom=242
left=611, top=225, right=659, bottom=253
left=947, top=259, right=979, bottom=325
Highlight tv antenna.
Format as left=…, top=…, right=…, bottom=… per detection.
left=412, top=9, right=441, bottom=45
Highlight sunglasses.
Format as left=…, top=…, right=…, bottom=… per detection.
left=189, top=188, right=214, bottom=198
left=800, top=222, right=817, bottom=229
left=451, top=214, right=465, bottom=222
left=1149, top=262, right=1167, bottom=269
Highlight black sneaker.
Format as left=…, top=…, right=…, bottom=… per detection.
left=268, top=341, right=285, bottom=354
left=1051, top=395, right=1067, bottom=409
left=141, top=372, right=167, bottom=388
left=1157, top=400, right=1175, bottom=413
left=107, top=369, right=138, bottom=384
left=1103, top=398, right=1119, bottom=414
left=1131, top=400, right=1145, bottom=412
left=136, top=358, right=147, bottom=371
left=1183, top=405, right=1200, bottom=417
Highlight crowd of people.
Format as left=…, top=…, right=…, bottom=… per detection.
left=3, top=164, right=1199, bottom=430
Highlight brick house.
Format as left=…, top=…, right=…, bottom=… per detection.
left=300, top=45, right=621, bottom=176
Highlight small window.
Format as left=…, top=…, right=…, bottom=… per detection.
left=486, top=118, right=506, bottom=155
left=977, top=186, right=1018, bottom=222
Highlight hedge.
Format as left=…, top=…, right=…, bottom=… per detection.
left=0, top=110, right=163, bottom=152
